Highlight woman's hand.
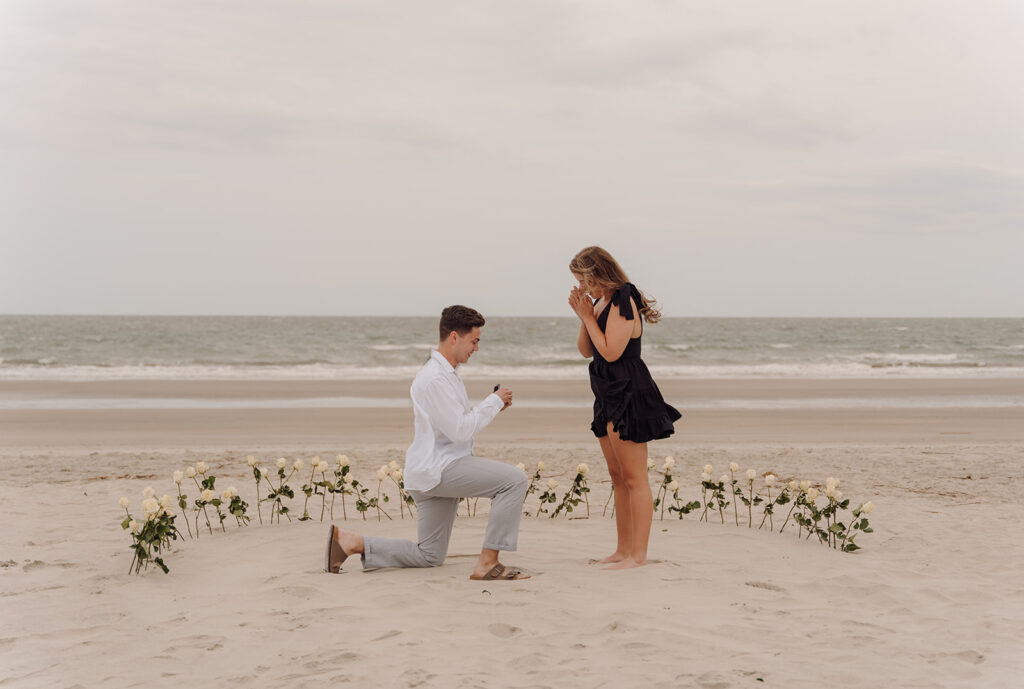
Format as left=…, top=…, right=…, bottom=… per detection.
left=568, top=287, right=593, bottom=321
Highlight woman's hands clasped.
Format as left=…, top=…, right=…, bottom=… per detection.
left=568, top=286, right=594, bottom=322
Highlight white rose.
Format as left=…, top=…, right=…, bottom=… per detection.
left=277, top=457, right=287, bottom=469
left=537, top=461, right=546, bottom=472
left=196, top=461, right=208, bottom=475
left=764, top=474, right=777, bottom=487
left=376, top=468, right=388, bottom=481
left=576, top=463, right=589, bottom=476
left=547, top=478, right=558, bottom=490
left=129, top=520, right=140, bottom=534
left=787, top=480, right=798, bottom=491
left=317, top=463, right=327, bottom=474
left=173, top=471, right=183, bottom=484
left=663, top=456, right=675, bottom=469
left=186, top=466, right=197, bottom=478
left=293, top=459, right=304, bottom=471
left=729, top=462, right=739, bottom=473
left=861, top=501, right=875, bottom=514
left=667, top=480, right=679, bottom=492
left=515, top=462, right=526, bottom=473
left=703, top=464, right=713, bottom=474
left=336, top=454, right=349, bottom=467
left=833, top=490, right=843, bottom=503
left=388, top=460, right=399, bottom=471
left=806, top=487, right=819, bottom=502
left=646, top=458, right=656, bottom=469
left=746, top=469, right=757, bottom=481
left=310, top=456, right=321, bottom=467
left=159, top=494, right=173, bottom=509
left=142, top=497, right=159, bottom=516
left=118, top=497, right=130, bottom=509
left=700, top=472, right=711, bottom=482
left=247, top=455, right=256, bottom=466
left=826, top=476, right=840, bottom=490
left=719, top=475, right=729, bottom=485
left=201, top=489, right=214, bottom=502
left=221, top=488, right=233, bottom=501
left=799, top=480, right=811, bottom=492
left=142, top=486, right=155, bottom=498
left=391, top=468, right=403, bottom=481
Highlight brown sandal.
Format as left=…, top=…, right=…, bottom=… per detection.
left=324, top=524, right=349, bottom=573
left=469, top=563, right=529, bottom=581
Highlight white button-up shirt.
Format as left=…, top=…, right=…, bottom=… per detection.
left=403, top=350, right=504, bottom=492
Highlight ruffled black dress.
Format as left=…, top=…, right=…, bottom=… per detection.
left=588, top=283, right=682, bottom=442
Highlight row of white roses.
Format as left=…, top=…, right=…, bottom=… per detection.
left=120, top=457, right=872, bottom=522
left=654, top=456, right=874, bottom=513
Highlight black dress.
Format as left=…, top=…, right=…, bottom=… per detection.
left=588, top=283, right=682, bottom=442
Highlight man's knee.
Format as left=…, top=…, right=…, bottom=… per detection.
left=421, top=548, right=446, bottom=565
left=421, top=545, right=447, bottom=567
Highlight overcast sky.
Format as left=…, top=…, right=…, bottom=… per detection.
left=2, top=0, right=1022, bottom=317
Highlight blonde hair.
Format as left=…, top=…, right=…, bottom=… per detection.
left=569, top=246, right=662, bottom=324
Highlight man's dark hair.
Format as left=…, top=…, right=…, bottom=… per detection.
left=439, top=305, right=485, bottom=340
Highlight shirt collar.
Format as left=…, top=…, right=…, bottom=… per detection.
left=430, top=349, right=457, bottom=374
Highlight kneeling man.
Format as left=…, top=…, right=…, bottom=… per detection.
left=324, top=305, right=530, bottom=580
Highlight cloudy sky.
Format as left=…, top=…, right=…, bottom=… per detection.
left=2, top=0, right=1022, bottom=317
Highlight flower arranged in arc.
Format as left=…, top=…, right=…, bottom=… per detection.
left=117, top=455, right=880, bottom=576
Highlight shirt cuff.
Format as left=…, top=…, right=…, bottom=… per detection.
left=485, top=392, right=504, bottom=410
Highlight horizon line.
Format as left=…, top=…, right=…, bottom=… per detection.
left=2, top=313, right=1023, bottom=320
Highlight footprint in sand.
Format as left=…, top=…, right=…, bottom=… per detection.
left=953, top=650, right=985, bottom=664
left=744, top=580, right=786, bottom=592
left=696, top=672, right=731, bottom=689
left=372, top=630, right=402, bottom=642
left=487, top=623, right=520, bottom=638
left=22, top=560, right=76, bottom=572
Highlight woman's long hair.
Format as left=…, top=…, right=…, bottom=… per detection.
left=569, top=246, right=662, bottom=324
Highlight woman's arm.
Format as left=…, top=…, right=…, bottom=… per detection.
left=579, top=298, right=635, bottom=362
left=570, top=288, right=636, bottom=363
left=569, top=287, right=594, bottom=358
left=576, top=321, right=594, bottom=358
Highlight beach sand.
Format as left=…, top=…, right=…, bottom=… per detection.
left=2, top=378, right=1022, bottom=688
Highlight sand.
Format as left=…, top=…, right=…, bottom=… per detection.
left=2, top=378, right=1023, bottom=688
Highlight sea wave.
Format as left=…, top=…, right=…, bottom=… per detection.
left=2, top=361, right=1023, bottom=381
left=369, top=343, right=435, bottom=352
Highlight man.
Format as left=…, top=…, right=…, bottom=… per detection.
left=324, top=305, right=531, bottom=581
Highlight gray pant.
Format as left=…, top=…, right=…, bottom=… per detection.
left=362, top=456, right=529, bottom=569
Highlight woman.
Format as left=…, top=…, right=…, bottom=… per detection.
left=568, top=246, right=681, bottom=569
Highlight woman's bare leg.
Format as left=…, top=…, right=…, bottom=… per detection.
left=604, top=427, right=651, bottom=570
left=595, top=433, right=631, bottom=564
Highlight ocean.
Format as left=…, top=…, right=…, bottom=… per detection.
left=2, top=315, right=1023, bottom=381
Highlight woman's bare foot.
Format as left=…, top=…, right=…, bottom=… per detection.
left=592, top=551, right=628, bottom=564
left=604, top=557, right=648, bottom=570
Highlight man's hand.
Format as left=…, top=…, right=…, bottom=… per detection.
left=495, top=386, right=513, bottom=411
